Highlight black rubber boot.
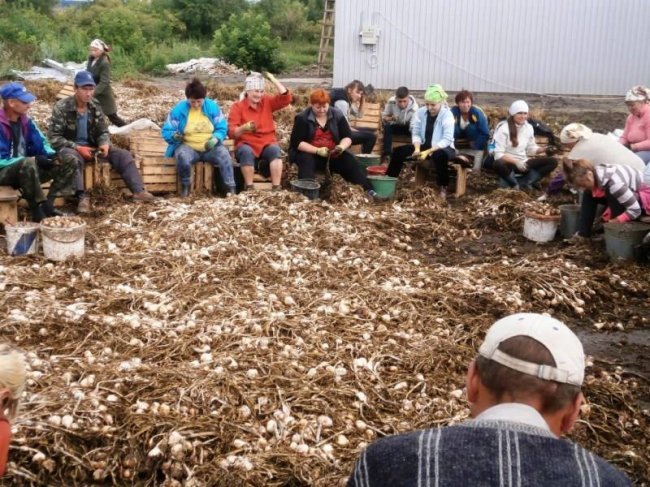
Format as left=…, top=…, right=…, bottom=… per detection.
left=180, top=183, right=190, bottom=198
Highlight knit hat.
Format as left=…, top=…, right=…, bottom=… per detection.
left=245, top=72, right=265, bottom=91
left=478, top=313, right=585, bottom=386
left=90, top=39, right=108, bottom=52
left=625, top=85, right=650, bottom=102
left=424, top=84, right=447, bottom=103
left=0, top=82, right=36, bottom=103
left=560, top=123, right=593, bottom=144
left=508, top=100, right=529, bottom=116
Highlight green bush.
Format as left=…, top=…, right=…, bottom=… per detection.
left=0, top=6, right=51, bottom=68
left=254, top=0, right=318, bottom=41
left=213, top=11, right=285, bottom=72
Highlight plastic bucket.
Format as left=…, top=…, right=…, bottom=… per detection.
left=559, top=204, right=580, bottom=238
left=40, top=218, right=86, bottom=261
left=603, top=222, right=650, bottom=261
left=5, top=222, right=39, bottom=256
left=523, top=212, right=560, bottom=242
left=368, top=176, right=398, bottom=199
left=367, top=165, right=387, bottom=176
left=290, top=179, right=320, bottom=200
left=357, top=154, right=381, bottom=174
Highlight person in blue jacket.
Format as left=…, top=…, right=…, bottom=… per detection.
left=386, top=84, right=456, bottom=200
left=451, top=89, right=490, bottom=151
left=0, top=82, right=75, bottom=221
left=162, top=78, right=236, bottom=197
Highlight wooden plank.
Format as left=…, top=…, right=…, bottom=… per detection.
left=145, top=183, right=177, bottom=193
left=144, top=174, right=177, bottom=184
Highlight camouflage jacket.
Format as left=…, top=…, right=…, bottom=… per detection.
left=48, top=96, right=111, bottom=150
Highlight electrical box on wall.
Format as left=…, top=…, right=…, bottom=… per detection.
left=360, top=25, right=379, bottom=45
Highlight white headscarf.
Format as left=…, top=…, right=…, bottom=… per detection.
left=508, top=100, right=529, bottom=116
left=90, top=39, right=108, bottom=52
left=560, top=123, right=593, bottom=144
left=244, top=72, right=265, bottom=92
left=625, top=85, right=650, bottom=102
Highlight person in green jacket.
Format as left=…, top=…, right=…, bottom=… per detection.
left=86, top=39, right=126, bottom=127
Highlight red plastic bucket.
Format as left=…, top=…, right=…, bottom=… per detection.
left=367, top=165, right=387, bottom=176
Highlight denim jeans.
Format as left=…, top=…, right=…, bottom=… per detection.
left=174, top=143, right=235, bottom=187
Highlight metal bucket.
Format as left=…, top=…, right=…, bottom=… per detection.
left=603, top=222, right=650, bottom=261
left=559, top=204, right=580, bottom=238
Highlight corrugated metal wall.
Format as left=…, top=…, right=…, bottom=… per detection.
left=333, top=0, right=649, bottom=95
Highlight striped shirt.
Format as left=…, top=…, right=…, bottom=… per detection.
left=595, top=164, right=644, bottom=219
left=347, top=419, right=631, bottom=487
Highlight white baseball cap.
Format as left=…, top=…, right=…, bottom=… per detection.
left=478, top=313, right=585, bottom=386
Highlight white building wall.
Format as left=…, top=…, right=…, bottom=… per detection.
left=333, top=0, right=649, bottom=95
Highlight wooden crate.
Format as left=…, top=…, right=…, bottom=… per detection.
left=56, top=82, right=75, bottom=100
left=349, top=102, right=383, bottom=155
left=0, top=186, right=19, bottom=226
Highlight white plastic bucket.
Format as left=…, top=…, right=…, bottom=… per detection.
left=5, top=222, right=39, bottom=256
left=523, top=213, right=559, bottom=243
left=40, top=220, right=86, bottom=261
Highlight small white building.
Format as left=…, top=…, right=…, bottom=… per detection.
left=332, top=0, right=649, bottom=95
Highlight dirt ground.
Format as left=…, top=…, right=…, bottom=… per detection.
left=0, top=76, right=647, bottom=486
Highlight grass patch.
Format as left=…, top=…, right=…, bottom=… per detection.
left=279, top=39, right=320, bottom=71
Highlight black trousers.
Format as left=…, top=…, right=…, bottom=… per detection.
left=578, top=190, right=627, bottom=237
left=293, top=150, right=372, bottom=191
left=350, top=128, right=377, bottom=154
left=387, top=144, right=455, bottom=186
left=382, top=123, right=410, bottom=156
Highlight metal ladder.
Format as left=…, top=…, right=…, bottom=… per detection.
left=317, top=0, right=335, bottom=76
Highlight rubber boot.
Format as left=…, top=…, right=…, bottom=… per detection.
left=180, top=183, right=190, bottom=198
left=42, top=197, right=67, bottom=217
left=29, top=200, right=46, bottom=223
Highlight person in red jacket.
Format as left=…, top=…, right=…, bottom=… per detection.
left=0, top=344, right=26, bottom=476
left=228, top=71, right=292, bottom=190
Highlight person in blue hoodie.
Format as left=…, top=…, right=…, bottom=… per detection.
left=162, top=78, right=236, bottom=197
left=386, top=84, right=455, bottom=200
left=0, top=82, right=75, bottom=221
left=451, top=89, right=490, bottom=151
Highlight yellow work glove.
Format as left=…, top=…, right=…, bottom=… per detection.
left=419, top=148, right=433, bottom=160
left=263, top=71, right=278, bottom=84
left=315, top=147, right=330, bottom=158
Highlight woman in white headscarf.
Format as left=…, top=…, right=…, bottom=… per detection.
left=86, top=38, right=125, bottom=126
left=486, top=100, right=557, bottom=189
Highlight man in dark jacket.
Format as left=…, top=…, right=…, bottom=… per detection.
left=348, top=313, right=631, bottom=487
left=48, top=71, right=154, bottom=213
left=0, top=82, right=75, bottom=221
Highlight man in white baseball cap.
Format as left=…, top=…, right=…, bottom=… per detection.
left=347, top=313, right=631, bottom=486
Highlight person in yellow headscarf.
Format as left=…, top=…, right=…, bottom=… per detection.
left=386, top=84, right=456, bottom=199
